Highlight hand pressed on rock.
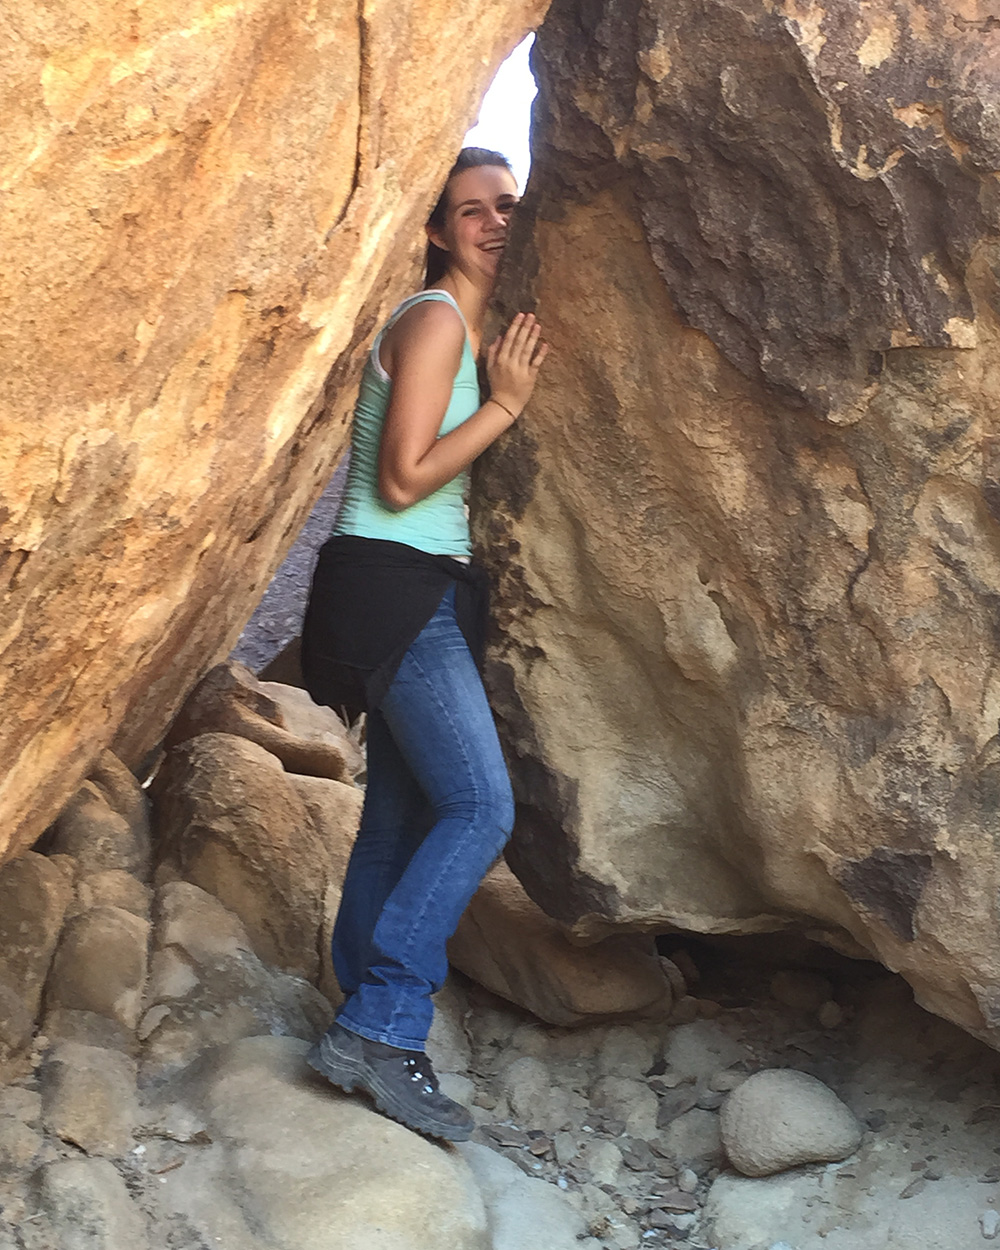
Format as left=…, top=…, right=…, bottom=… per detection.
left=486, top=313, right=549, bottom=419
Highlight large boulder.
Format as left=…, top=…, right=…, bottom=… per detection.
left=449, top=860, right=675, bottom=1026
left=150, top=1035, right=492, bottom=1250
left=0, top=0, right=548, bottom=866
left=476, top=0, right=1000, bottom=1044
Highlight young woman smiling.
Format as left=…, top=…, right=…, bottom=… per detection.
left=302, top=148, right=548, bottom=1141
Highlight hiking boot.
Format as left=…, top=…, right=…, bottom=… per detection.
left=306, top=1021, right=474, bottom=1142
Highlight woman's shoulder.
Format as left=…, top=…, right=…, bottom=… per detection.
left=389, top=290, right=465, bottom=333
left=382, top=292, right=466, bottom=363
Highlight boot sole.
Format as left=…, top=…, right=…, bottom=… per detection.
left=306, top=1039, right=474, bottom=1143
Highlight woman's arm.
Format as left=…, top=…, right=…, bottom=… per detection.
left=377, top=303, right=546, bottom=511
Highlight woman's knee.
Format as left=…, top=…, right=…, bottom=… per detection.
left=435, top=773, right=513, bottom=841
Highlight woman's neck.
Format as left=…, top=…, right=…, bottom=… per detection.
left=433, top=271, right=491, bottom=352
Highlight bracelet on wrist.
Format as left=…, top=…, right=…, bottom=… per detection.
left=489, top=397, right=517, bottom=422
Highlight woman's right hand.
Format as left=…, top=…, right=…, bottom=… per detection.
left=485, top=313, right=549, bottom=419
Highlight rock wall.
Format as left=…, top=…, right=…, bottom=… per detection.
left=477, top=0, right=1000, bottom=1043
left=0, top=0, right=547, bottom=864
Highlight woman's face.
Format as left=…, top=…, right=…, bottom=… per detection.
left=428, top=164, right=519, bottom=285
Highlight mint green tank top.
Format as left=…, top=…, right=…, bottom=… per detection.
left=334, top=290, right=479, bottom=557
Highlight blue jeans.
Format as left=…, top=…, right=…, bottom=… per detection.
left=331, top=585, right=514, bottom=1051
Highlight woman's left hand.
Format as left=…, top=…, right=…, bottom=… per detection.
left=486, top=312, right=549, bottom=419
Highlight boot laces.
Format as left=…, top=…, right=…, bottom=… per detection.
left=404, top=1055, right=436, bottom=1095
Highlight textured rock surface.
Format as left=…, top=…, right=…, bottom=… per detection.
left=35, top=1158, right=150, bottom=1250
left=41, top=1042, right=138, bottom=1157
left=450, top=859, right=675, bottom=1026
left=0, top=0, right=548, bottom=865
left=720, top=1069, right=861, bottom=1176
left=477, top=0, right=1000, bottom=1042
left=166, top=661, right=363, bottom=782
left=152, top=1036, right=491, bottom=1250
left=45, top=907, right=150, bottom=1031
left=152, top=732, right=358, bottom=984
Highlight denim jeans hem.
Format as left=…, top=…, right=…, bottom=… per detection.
left=335, top=1009, right=425, bottom=1053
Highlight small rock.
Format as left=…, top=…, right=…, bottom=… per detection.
left=696, top=998, right=723, bottom=1019
left=667, top=950, right=700, bottom=986
left=486, top=1124, right=531, bottom=1149
left=709, top=1070, right=747, bottom=1093
left=0, top=982, right=34, bottom=1063
left=42, top=1041, right=138, bottom=1157
left=770, top=970, right=833, bottom=1014
left=669, top=996, right=699, bottom=1025
left=621, top=1140, right=657, bottom=1172
left=37, top=1157, right=150, bottom=1250
left=982, top=1209, right=1000, bottom=1240
left=501, top=1055, right=554, bottom=1125
left=0, top=1086, right=41, bottom=1124
left=817, top=1000, right=844, bottom=1029
left=696, top=1089, right=725, bottom=1111
left=0, top=853, right=74, bottom=1021
left=865, top=1109, right=887, bottom=1131
left=655, top=1189, right=698, bottom=1213
left=581, top=1138, right=623, bottom=1186
left=659, top=1108, right=724, bottom=1170
left=76, top=871, right=151, bottom=920
left=554, top=1131, right=579, bottom=1167
left=46, top=907, right=150, bottom=1030
left=592, top=1075, right=658, bottom=1138
left=656, top=1087, right=699, bottom=1128
left=899, top=1176, right=926, bottom=1199
left=720, top=1069, right=861, bottom=1177
left=49, top=772, right=150, bottom=878
left=0, top=1117, right=43, bottom=1170
left=677, top=1167, right=698, bottom=1192
left=154, top=881, right=253, bottom=963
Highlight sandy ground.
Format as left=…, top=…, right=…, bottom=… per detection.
left=442, top=937, right=1000, bottom=1250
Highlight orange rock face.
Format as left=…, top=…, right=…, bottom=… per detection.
left=0, top=0, right=547, bottom=862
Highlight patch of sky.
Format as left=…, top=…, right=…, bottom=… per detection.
left=464, top=35, right=538, bottom=193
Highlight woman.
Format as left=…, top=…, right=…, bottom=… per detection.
left=302, top=148, right=547, bottom=1141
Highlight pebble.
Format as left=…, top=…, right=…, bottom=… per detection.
left=818, top=1001, right=844, bottom=1029
left=709, top=1070, right=746, bottom=1093
left=771, top=971, right=833, bottom=1014
left=983, top=1210, right=1000, bottom=1240
left=554, top=1131, right=578, bottom=1167
left=670, top=996, right=700, bottom=1025
left=677, top=1167, right=698, bottom=1193
left=668, top=950, right=700, bottom=986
